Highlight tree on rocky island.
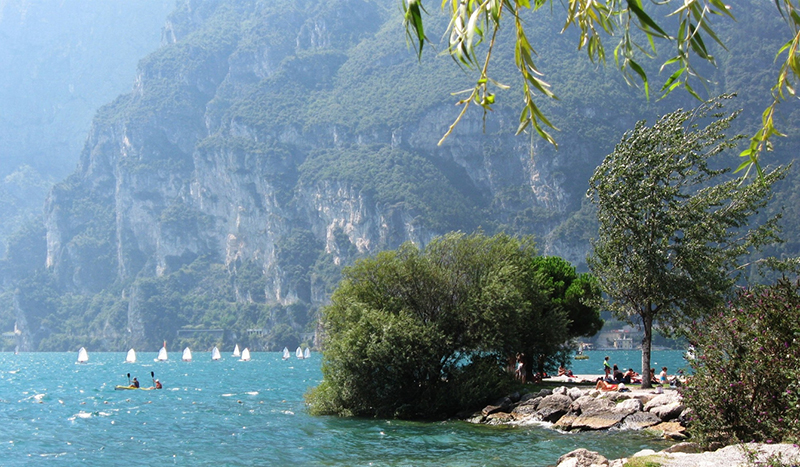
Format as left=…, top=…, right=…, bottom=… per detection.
left=587, top=95, right=786, bottom=389
left=305, top=232, right=602, bottom=419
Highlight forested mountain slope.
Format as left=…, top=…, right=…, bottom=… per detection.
left=1, top=0, right=797, bottom=351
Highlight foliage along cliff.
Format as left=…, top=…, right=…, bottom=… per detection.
left=1, top=0, right=798, bottom=351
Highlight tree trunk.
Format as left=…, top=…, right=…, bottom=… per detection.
left=640, top=311, right=653, bottom=389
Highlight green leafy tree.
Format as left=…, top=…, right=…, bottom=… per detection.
left=403, top=0, right=799, bottom=173
left=587, top=96, right=786, bottom=388
left=306, top=232, right=600, bottom=418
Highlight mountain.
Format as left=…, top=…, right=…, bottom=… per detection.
left=1, top=0, right=798, bottom=352
left=0, top=0, right=173, bottom=258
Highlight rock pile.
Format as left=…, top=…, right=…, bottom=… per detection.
left=467, top=386, right=688, bottom=439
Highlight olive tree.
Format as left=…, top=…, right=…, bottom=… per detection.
left=306, top=232, right=601, bottom=418
left=587, top=95, right=786, bottom=388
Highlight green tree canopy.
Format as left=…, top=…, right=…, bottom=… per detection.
left=587, top=95, right=786, bottom=388
left=306, top=232, right=601, bottom=418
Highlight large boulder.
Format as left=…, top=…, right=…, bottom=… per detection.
left=570, top=411, right=628, bottom=430
left=646, top=421, right=687, bottom=439
left=556, top=448, right=609, bottom=467
left=648, top=401, right=685, bottom=421
left=536, top=394, right=573, bottom=422
left=572, top=396, right=616, bottom=414
left=552, top=386, right=569, bottom=396
left=621, top=411, right=662, bottom=430
left=510, top=398, right=541, bottom=420
left=482, top=396, right=512, bottom=416
left=553, top=412, right=580, bottom=430
left=567, top=387, right=585, bottom=400
left=615, top=398, right=643, bottom=412
left=643, top=393, right=680, bottom=412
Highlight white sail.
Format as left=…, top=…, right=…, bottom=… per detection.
left=157, top=346, right=168, bottom=361
left=296, top=347, right=304, bottom=359
left=304, top=347, right=311, bottom=359
left=126, top=348, right=136, bottom=363
left=232, top=344, right=241, bottom=357
left=282, top=347, right=290, bottom=360
left=211, top=346, right=221, bottom=360
left=240, top=347, right=251, bottom=361
left=77, top=347, right=89, bottom=363
left=182, top=347, right=192, bottom=362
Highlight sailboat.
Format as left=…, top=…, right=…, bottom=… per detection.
left=156, top=342, right=168, bottom=362
left=182, top=347, right=192, bottom=362
left=304, top=347, right=311, bottom=359
left=77, top=347, right=89, bottom=364
left=282, top=347, right=290, bottom=360
left=125, top=348, right=136, bottom=363
left=240, top=347, right=251, bottom=361
left=296, top=347, right=304, bottom=359
left=232, top=344, right=241, bottom=358
left=211, top=346, right=221, bottom=361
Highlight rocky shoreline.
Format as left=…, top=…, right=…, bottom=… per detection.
left=466, top=384, right=687, bottom=439
left=464, top=384, right=800, bottom=466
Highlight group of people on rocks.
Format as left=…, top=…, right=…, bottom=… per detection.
left=594, top=355, right=680, bottom=391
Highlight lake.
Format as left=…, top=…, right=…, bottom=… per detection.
left=0, top=350, right=686, bottom=466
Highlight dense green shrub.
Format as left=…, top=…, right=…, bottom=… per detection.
left=306, top=232, right=600, bottom=419
left=683, top=278, right=800, bottom=446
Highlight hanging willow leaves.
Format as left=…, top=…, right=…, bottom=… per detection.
left=403, top=0, right=800, bottom=176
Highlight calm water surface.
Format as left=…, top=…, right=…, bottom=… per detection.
left=0, top=350, right=685, bottom=466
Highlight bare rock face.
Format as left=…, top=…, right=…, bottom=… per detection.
left=615, top=398, right=643, bottom=412
left=570, top=410, right=629, bottom=431
left=643, top=393, right=680, bottom=412
left=510, top=398, right=541, bottom=420
left=649, top=401, right=686, bottom=421
left=536, top=394, right=574, bottom=422
left=620, top=411, right=662, bottom=430
left=646, top=421, right=687, bottom=439
left=556, top=448, right=609, bottom=467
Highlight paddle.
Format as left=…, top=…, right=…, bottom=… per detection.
left=127, top=372, right=131, bottom=385
left=151, top=371, right=156, bottom=388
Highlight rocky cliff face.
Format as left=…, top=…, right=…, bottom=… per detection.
left=42, top=0, right=586, bottom=308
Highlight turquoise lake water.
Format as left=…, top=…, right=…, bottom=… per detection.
left=0, top=350, right=688, bottom=466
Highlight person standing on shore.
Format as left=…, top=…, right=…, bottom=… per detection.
left=603, top=356, right=612, bottom=379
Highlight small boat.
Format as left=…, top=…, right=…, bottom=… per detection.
left=240, top=348, right=251, bottom=361
left=296, top=347, right=304, bottom=359
left=232, top=344, right=241, bottom=358
left=182, top=347, right=192, bottom=362
left=211, top=346, right=221, bottom=361
left=115, top=385, right=154, bottom=391
left=304, top=347, right=311, bottom=359
left=125, top=349, right=136, bottom=363
left=574, top=354, right=589, bottom=360
left=282, top=347, right=290, bottom=360
left=156, top=343, right=168, bottom=362
left=77, top=347, right=89, bottom=364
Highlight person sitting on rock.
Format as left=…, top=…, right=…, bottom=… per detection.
left=612, top=365, right=625, bottom=383
left=622, top=368, right=636, bottom=384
